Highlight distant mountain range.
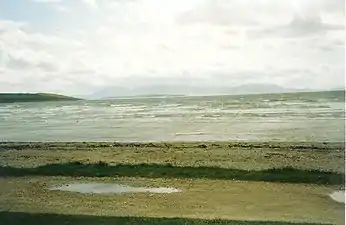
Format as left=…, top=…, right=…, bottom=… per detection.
left=89, top=83, right=313, bottom=99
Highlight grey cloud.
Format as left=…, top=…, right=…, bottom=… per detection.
left=6, top=56, right=33, bottom=70
left=218, top=44, right=239, bottom=50
left=208, top=71, right=262, bottom=80
left=177, top=0, right=345, bottom=29
left=39, top=74, right=58, bottom=82
left=176, top=0, right=257, bottom=26
left=280, top=68, right=314, bottom=75
left=318, top=45, right=337, bottom=52
left=224, top=29, right=239, bottom=35
left=321, top=0, right=345, bottom=13
left=36, top=61, right=58, bottom=72
left=4, top=53, right=59, bottom=72
left=249, top=15, right=344, bottom=38
left=38, top=74, right=82, bottom=88
left=157, top=43, right=175, bottom=52
left=68, top=68, right=97, bottom=75
left=0, top=81, right=29, bottom=93
left=333, top=39, right=345, bottom=46
left=305, top=35, right=345, bottom=54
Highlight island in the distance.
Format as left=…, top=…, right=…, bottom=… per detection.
left=0, top=93, right=81, bottom=103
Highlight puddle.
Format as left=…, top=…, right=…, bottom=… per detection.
left=329, top=191, right=345, bottom=203
left=49, top=182, right=181, bottom=194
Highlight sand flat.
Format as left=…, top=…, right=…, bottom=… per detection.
left=0, top=177, right=344, bottom=225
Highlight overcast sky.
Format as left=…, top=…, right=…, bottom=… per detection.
left=0, top=0, right=344, bottom=95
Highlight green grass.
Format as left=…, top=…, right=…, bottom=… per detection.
left=1, top=162, right=343, bottom=185
left=0, top=93, right=80, bottom=103
left=0, top=212, right=330, bottom=225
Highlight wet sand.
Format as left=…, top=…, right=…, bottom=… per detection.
left=50, top=182, right=181, bottom=194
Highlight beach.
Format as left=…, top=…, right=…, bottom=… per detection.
left=0, top=141, right=344, bottom=225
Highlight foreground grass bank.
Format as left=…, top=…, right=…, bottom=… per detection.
left=0, top=162, right=344, bottom=185
left=0, top=212, right=332, bottom=225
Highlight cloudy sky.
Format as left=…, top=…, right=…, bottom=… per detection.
left=0, top=0, right=344, bottom=95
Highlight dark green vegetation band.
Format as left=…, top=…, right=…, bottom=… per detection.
left=0, top=212, right=331, bottom=225
left=0, top=93, right=80, bottom=103
left=1, top=162, right=343, bottom=185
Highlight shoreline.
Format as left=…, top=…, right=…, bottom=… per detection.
left=1, top=141, right=344, bottom=150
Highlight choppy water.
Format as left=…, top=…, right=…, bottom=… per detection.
left=0, top=91, right=344, bottom=142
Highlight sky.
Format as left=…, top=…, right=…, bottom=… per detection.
left=0, top=0, right=344, bottom=96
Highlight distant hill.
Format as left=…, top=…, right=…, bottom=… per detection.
left=225, top=83, right=309, bottom=95
left=0, top=93, right=81, bottom=103
left=90, top=83, right=309, bottom=99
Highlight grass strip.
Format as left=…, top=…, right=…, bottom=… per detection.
left=0, top=162, right=343, bottom=185
left=0, top=211, right=332, bottom=225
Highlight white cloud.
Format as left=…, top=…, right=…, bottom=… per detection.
left=0, top=0, right=344, bottom=95
left=29, top=0, right=73, bottom=13
left=31, top=0, right=64, bottom=2
left=83, top=0, right=98, bottom=9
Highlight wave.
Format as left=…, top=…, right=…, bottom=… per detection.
left=174, top=132, right=212, bottom=136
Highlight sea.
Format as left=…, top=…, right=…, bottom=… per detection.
left=0, top=91, right=344, bottom=142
